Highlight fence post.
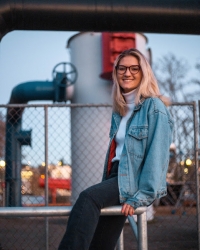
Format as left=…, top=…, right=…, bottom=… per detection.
left=196, top=101, right=200, bottom=250
left=44, top=106, right=49, bottom=250
left=138, top=211, right=148, bottom=250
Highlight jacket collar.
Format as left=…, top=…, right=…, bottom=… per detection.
left=134, top=97, right=145, bottom=111
left=112, top=98, right=146, bottom=126
left=113, top=112, right=122, bottom=126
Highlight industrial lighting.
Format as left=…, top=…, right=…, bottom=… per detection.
left=58, top=161, right=62, bottom=166
left=0, top=160, right=5, bottom=167
left=184, top=168, right=189, bottom=174
left=21, top=170, right=33, bottom=178
left=185, top=158, right=192, bottom=166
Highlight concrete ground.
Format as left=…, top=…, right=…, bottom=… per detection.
left=0, top=206, right=198, bottom=250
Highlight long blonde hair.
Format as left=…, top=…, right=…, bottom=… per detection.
left=112, top=48, right=170, bottom=116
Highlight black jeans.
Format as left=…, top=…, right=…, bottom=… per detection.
left=58, top=162, right=126, bottom=250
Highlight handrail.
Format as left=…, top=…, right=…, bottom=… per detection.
left=0, top=205, right=146, bottom=217
left=0, top=206, right=146, bottom=217
left=0, top=206, right=148, bottom=250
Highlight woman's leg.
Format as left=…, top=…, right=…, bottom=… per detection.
left=89, top=214, right=126, bottom=250
left=58, top=176, right=126, bottom=250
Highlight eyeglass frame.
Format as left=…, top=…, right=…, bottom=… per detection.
left=115, top=64, right=141, bottom=75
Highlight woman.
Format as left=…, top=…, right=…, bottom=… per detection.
left=58, top=48, right=173, bottom=250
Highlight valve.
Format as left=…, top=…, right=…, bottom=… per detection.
left=52, top=62, right=77, bottom=102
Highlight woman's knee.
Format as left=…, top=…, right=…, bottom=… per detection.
left=79, top=188, right=93, bottom=202
left=79, top=187, right=100, bottom=206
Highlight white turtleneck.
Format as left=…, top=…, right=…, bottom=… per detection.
left=112, top=89, right=136, bottom=162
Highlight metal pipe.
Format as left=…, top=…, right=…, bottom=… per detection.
left=196, top=101, right=200, bottom=250
left=138, top=212, right=148, bottom=250
left=0, top=104, right=113, bottom=108
left=44, top=106, right=49, bottom=250
left=0, top=102, right=194, bottom=109
left=5, top=81, right=59, bottom=207
left=9, top=81, right=55, bottom=104
left=0, top=206, right=146, bottom=217
left=5, top=106, right=24, bottom=206
left=0, top=0, right=200, bottom=40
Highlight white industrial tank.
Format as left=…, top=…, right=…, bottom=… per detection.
left=67, top=32, right=151, bottom=204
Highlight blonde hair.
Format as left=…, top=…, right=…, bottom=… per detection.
left=112, top=48, right=170, bottom=116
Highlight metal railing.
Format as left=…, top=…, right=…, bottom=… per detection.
left=0, top=206, right=147, bottom=250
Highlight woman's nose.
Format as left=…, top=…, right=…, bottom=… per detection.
left=124, top=68, right=132, bottom=76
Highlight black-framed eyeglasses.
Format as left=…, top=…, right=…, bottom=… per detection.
left=116, top=65, right=141, bottom=75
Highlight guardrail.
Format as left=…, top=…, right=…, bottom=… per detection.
left=0, top=206, right=147, bottom=250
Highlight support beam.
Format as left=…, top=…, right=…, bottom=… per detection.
left=0, top=0, right=200, bottom=40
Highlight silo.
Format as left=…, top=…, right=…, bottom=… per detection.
left=67, top=32, right=151, bottom=204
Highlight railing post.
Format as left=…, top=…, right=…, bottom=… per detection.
left=138, top=212, right=148, bottom=250
left=116, top=229, right=124, bottom=250
left=44, top=106, right=49, bottom=250
left=196, top=101, right=200, bottom=250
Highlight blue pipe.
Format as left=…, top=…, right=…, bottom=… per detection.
left=6, top=80, right=55, bottom=206
left=10, top=81, right=55, bottom=103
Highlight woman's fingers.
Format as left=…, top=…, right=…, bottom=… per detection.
left=121, top=204, right=135, bottom=216
left=121, top=204, right=127, bottom=215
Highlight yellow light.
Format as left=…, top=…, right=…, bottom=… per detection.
left=180, top=161, right=184, bottom=166
left=0, top=160, right=5, bottom=167
left=41, top=174, right=45, bottom=179
left=58, top=161, right=62, bottom=166
left=184, top=168, right=189, bottom=174
left=42, top=162, right=45, bottom=167
left=21, top=170, right=33, bottom=178
left=186, top=158, right=192, bottom=166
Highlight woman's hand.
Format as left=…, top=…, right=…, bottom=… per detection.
left=121, top=203, right=135, bottom=216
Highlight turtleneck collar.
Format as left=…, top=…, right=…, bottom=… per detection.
left=122, top=89, right=136, bottom=104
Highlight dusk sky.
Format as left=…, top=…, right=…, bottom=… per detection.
left=0, top=31, right=200, bottom=104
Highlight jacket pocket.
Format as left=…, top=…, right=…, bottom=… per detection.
left=127, top=126, right=148, bottom=156
left=128, top=126, right=148, bottom=139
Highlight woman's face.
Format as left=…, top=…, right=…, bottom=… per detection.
left=116, top=55, right=142, bottom=93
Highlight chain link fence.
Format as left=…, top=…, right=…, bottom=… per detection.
left=0, top=102, right=199, bottom=250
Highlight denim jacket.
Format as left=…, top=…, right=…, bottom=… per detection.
left=102, top=97, right=173, bottom=209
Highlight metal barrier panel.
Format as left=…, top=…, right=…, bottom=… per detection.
left=0, top=102, right=199, bottom=250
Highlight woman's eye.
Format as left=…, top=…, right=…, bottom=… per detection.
left=130, top=67, right=138, bottom=71
left=118, top=66, right=125, bottom=71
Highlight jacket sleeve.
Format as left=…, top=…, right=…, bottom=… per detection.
left=125, top=107, right=173, bottom=209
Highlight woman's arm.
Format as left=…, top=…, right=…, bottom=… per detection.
left=124, top=107, right=173, bottom=210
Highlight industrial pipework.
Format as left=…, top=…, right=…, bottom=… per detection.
left=0, top=0, right=200, bottom=40
left=5, top=62, right=77, bottom=206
